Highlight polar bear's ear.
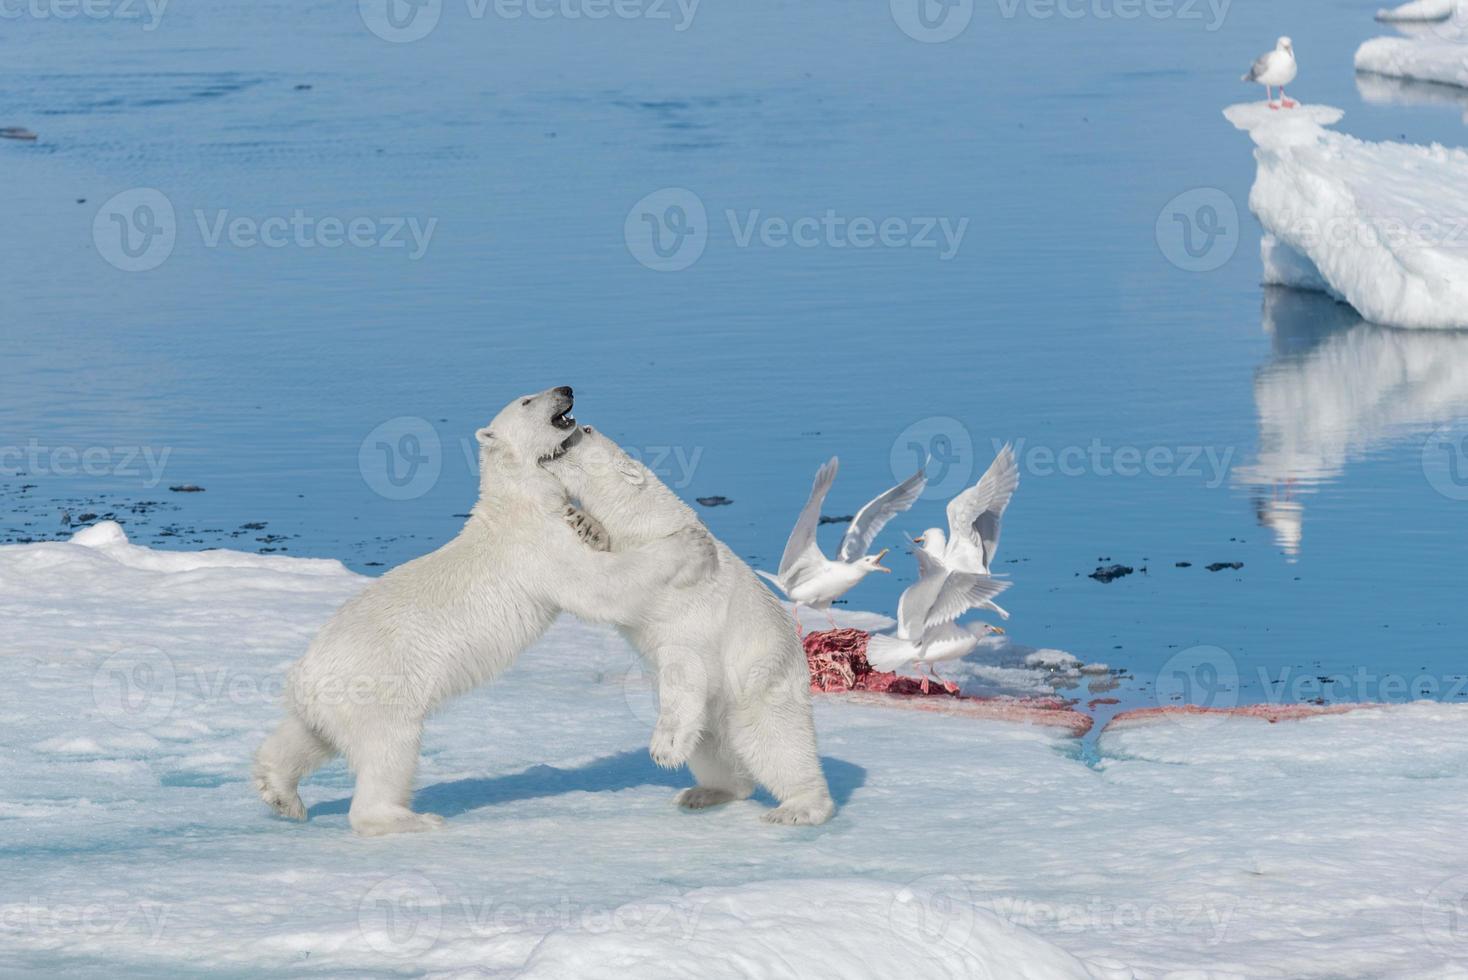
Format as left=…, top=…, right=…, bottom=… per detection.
left=475, top=426, right=494, bottom=446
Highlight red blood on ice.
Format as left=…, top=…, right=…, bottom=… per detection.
left=1105, top=702, right=1365, bottom=731
left=802, top=628, right=1094, bottom=735
left=803, top=628, right=959, bottom=697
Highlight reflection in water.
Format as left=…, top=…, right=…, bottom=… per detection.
left=1356, top=71, right=1468, bottom=124
left=1235, top=287, right=1468, bottom=557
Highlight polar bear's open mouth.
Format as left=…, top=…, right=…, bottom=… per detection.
left=541, top=392, right=580, bottom=464
left=549, top=393, right=576, bottom=432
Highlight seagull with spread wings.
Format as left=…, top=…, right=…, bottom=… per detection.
left=866, top=547, right=1012, bottom=691
left=913, top=444, right=1019, bottom=619
left=757, top=457, right=927, bottom=634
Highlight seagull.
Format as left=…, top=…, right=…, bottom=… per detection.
left=1243, top=36, right=1297, bottom=110
left=758, top=457, right=926, bottom=634
left=912, top=444, right=1019, bottom=619
left=866, top=548, right=1011, bottom=691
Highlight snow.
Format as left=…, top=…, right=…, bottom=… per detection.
left=1375, top=0, right=1455, bottom=21
left=1225, top=102, right=1468, bottom=330
left=1259, top=233, right=1333, bottom=293
left=516, top=880, right=1099, bottom=980
left=8, top=524, right=1468, bottom=975
left=1356, top=35, right=1468, bottom=90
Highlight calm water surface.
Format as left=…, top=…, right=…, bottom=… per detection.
left=4, top=0, right=1467, bottom=717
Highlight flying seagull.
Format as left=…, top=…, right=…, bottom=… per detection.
left=913, top=444, right=1019, bottom=619
left=758, top=457, right=926, bottom=634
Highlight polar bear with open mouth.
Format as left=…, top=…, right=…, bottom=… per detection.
left=254, top=387, right=716, bottom=836
left=545, top=425, right=835, bottom=825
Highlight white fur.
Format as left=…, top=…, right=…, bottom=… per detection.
left=546, top=427, right=835, bottom=826
left=254, top=389, right=716, bottom=836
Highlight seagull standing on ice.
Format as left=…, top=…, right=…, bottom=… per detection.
left=866, top=548, right=1012, bottom=690
left=758, top=457, right=926, bottom=634
left=913, top=443, right=1019, bottom=620
left=1243, top=36, right=1298, bottom=110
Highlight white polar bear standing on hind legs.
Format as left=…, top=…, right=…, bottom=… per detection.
left=254, top=387, right=716, bottom=836
left=546, top=425, right=835, bottom=826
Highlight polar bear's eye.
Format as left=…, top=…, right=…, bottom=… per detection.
left=521, top=399, right=531, bottom=406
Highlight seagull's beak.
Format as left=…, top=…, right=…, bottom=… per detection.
left=911, top=535, right=925, bottom=545
left=873, top=548, right=892, bottom=573
left=985, top=624, right=1006, bottom=636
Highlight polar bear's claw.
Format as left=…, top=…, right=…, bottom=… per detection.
left=563, top=505, right=610, bottom=552
left=761, top=797, right=835, bottom=826
left=676, top=787, right=738, bottom=810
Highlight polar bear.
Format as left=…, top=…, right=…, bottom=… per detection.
left=545, top=426, right=835, bottom=825
left=254, top=387, right=715, bottom=836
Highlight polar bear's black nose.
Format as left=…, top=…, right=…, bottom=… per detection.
left=554, top=385, right=573, bottom=399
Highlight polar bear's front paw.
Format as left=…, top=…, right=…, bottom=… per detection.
left=350, top=807, right=446, bottom=837
left=648, top=724, right=700, bottom=770
left=255, top=774, right=307, bottom=822
left=761, top=795, right=835, bottom=826
left=564, top=505, right=610, bottom=552
left=253, top=762, right=305, bottom=821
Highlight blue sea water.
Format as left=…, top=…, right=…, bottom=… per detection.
left=3, top=0, right=1467, bottom=717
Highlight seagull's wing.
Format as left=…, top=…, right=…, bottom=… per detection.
left=1243, top=50, right=1272, bottom=81
left=754, top=569, right=787, bottom=596
left=778, top=457, right=839, bottom=579
left=945, top=445, right=1019, bottom=568
left=836, top=464, right=927, bottom=563
left=920, top=574, right=1011, bottom=634
left=895, top=548, right=950, bottom=640
left=866, top=632, right=918, bottom=672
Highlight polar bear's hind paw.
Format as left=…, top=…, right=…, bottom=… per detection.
left=761, top=796, right=835, bottom=826
left=676, top=787, right=738, bottom=810
left=350, top=808, right=446, bottom=837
